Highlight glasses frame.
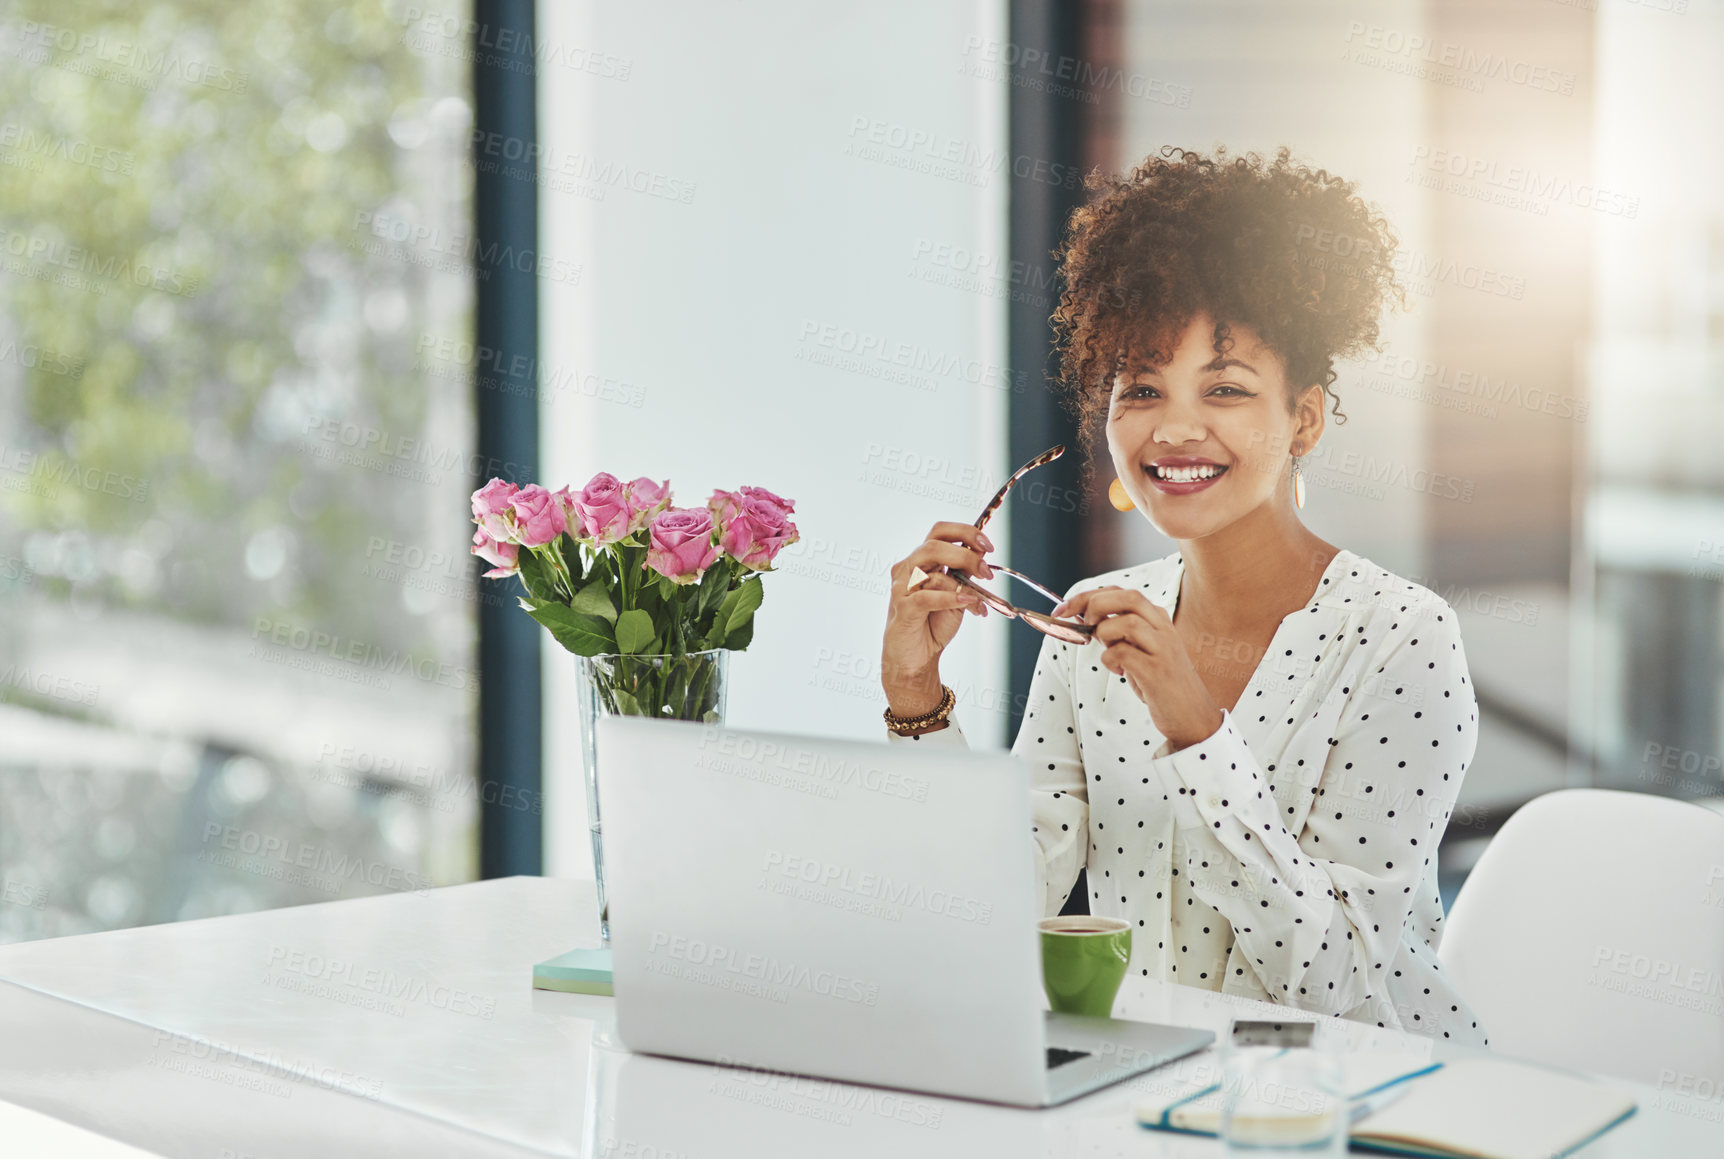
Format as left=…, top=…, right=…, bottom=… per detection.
left=947, top=445, right=1096, bottom=645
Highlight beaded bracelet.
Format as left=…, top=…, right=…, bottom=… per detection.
left=882, top=684, right=956, bottom=735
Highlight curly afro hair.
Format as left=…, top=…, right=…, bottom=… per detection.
left=1049, top=145, right=1405, bottom=480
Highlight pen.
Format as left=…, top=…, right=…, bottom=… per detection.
left=1348, top=1082, right=1414, bottom=1123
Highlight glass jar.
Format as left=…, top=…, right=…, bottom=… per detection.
left=1218, top=1019, right=1347, bottom=1155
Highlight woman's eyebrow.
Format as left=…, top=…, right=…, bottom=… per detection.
left=1202, top=356, right=1260, bottom=374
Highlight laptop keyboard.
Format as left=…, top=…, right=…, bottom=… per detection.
left=1046, top=1047, right=1091, bottom=1069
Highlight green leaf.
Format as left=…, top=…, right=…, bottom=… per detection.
left=615, top=608, right=655, bottom=654
left=694, top=562, right=730, bottom=618
left=572, top=580, right=617, bottom=623
left=724, top=616, right=755, bottom=652
left=517, top=549, right=557, bottom=603
left=611, top=688, right=645, bottom=716
left=523, top=603, right=616, bottom=657
left=706, top=574, right=763, bottom=649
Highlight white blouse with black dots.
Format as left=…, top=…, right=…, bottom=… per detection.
left=889, top=547, right=1489, bottom=1047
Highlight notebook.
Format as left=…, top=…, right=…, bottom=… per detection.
left=1347, top=1057, right=1639, bottom=1159
left=1135, top=1049, right=1440, bottom=1136
left=1136, top=1054, right=1638, bottom=1159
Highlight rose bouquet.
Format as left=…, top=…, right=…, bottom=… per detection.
left=470, top=472, right=799, bottom=721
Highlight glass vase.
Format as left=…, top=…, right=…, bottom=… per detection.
left=575, top=647, right=730, bottom=943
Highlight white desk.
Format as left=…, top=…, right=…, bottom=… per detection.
left=0, top=878, right=1710, bottom=1157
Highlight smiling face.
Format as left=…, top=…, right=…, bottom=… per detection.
left=1106, top=313, right=1325, bottom=540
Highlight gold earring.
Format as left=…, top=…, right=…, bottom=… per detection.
left=1108, top=477, right=1135, bottom=512
left=1292, top=452, right=1306, bottom=510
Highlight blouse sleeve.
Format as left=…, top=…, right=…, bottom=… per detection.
left=883, top=633, right=1089, bottom=917
left=1145, top=599, right=1478, bottom=1018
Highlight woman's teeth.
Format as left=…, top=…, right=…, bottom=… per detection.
left=1153, top=464, right=1225, bottom=482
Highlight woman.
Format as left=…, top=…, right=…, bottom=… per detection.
left=878, top=146, right=1487, bottom=1046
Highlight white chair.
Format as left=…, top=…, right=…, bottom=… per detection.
left=1440, top=788, right=1724, bottom=1089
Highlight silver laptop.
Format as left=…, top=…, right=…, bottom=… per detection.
left=597, top=716, right=1214, bottom=1107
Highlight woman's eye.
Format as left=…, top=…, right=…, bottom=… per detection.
left=1211, top=385, right=1252, bottom=397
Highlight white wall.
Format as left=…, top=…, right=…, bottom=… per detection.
left=536, top=1, right=1012, bottom=877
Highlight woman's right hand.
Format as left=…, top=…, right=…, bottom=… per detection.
left=881, top=521, right=996, bottom=716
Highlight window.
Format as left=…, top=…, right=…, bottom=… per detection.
left=0, top=0, right=480, bottom=940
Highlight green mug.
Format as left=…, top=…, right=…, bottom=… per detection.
left=1039, top=916, right=1133, bottom=1017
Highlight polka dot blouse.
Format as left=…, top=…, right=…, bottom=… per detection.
left=888, top=548, right=1489, bottom=1047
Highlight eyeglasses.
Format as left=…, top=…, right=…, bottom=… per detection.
left=927, top=444, right=1097, bottom=646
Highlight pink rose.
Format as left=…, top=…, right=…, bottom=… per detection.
left=471, top=528, right=519, bottom=578
left=471, top=478, right=520, bottom=542
left=645, top=507, right=721, bottom=584
left=624, top=477, right=672, bottom=533
left=508, top=484, right=567, bottom=548
left=552, top=485, right=579, bottom=537
left=707, top=488, right=745, bottom=527
left=739, top=485, right=795, bottom=517
left=574, top=472, right=633, bottom=545
left=720, top=494, right=800, bottom=570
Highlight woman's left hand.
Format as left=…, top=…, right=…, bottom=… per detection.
left=1052, top=585, right=1223, bottom=751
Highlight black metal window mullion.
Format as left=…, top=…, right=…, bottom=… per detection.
left=1008, top=0, right=1089, bottom=914
left=473, top=0, right=542, bottom=878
